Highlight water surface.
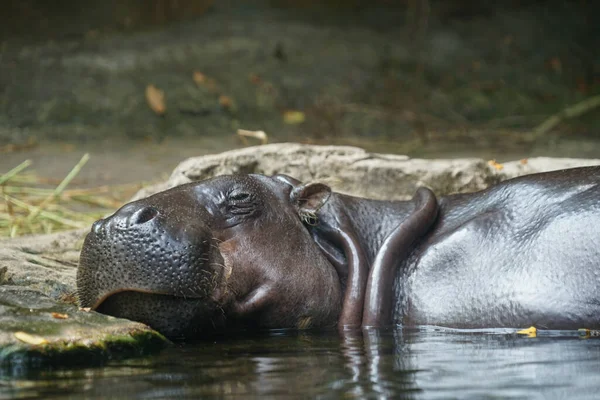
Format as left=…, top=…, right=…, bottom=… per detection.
left=2, top=328, right=599, bottom=399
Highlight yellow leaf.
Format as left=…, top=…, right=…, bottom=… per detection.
left=517, top=326, right=537, bottom=338
left=283, top=110, right=306, bottom=125
left=219, top=95, right=234, bottom=111
left=192, top=71, right=206, bottom=85
left=14, top=331, right=48, bottom=345
left=487, top=159, right=504, bottom=170
left=145, top=85, right=166, bottom=115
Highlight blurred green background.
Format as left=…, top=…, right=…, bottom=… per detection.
left=1, top=0, right=599, bottom=186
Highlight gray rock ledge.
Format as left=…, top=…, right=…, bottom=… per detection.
left=0, top=230, right=168, bottom=372
left=132, top=143, right=600, bottom=201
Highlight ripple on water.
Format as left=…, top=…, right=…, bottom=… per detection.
left=1, top=328, right=600, bottom=399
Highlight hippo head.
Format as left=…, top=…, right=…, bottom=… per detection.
left=77, top=174, right=342, bottom=339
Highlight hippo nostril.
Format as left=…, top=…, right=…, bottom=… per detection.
left=131, top=206, right=159, bottom=225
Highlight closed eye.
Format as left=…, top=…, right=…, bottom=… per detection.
left=230, top=192, right=251, bottom=202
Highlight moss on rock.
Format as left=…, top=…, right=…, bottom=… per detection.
left=0, top=231, right=169, bottom=371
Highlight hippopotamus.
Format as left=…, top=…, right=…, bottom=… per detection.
left=77, top=166, right=600, bottom=339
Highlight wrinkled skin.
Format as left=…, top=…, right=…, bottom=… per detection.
left=78, top=167, right=600, bottom=338
left=307, top=166, right=600, bottom=330
left=77, top=175, right=342, bottom=338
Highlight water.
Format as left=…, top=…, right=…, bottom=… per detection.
left=2, top=328, right=600, bottom=399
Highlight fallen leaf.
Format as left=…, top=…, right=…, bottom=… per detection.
left=249, top=73, right=261, bottom=84
left=516, top=326, right=537, bottom=338
left=487, top=159, right=504, bottom=170
left=219, top=95, right=234, bottom=111
left=283, top=110, right=305, bottom=125
left=192, top=72, right=219, bottom=92
left=78, top=307, right=92, bottom=312
left=237, top=129, right=268, bottom=145
left=520, top=158, right=528, bottom=165
left=145, top=85, right=166, bottom=115
left=14, top=331, right=48, bottom=345
left=51, top=312, right=69, bottom=319
left=192, top=71, right=206, bottom=85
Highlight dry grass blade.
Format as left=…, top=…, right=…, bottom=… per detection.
left=0, top=160, right=32, bottom=186
left=1, top=155, right=144, bottom=238
left=27, top=153, right=90, bottom=221
left=6, top=195, right=87, bottom=229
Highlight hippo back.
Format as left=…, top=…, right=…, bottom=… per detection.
left=397, top=166, right=600, bottom=329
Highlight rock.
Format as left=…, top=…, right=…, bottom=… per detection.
left=3, top=143, right=600, bottom=370
left=0, top=229, right=85, bottom=301
left=132, top=143, right=600, bottom=201
left=0, top=229, right=168, bottom=371
left=0, top=286, right=167, bottom=371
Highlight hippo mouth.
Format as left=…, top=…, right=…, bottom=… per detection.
left=89, top=288, right=206, bottom=311
left=75, top=198, right=231, bottom=339
left=77, top=228, right=229, bottom=338
left=93, top=289, right=224, bottom=339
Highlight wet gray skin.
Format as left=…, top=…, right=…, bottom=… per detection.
left=304, top=166, right=600, bottom=330
left=79, top=167, right=600, bottom=339
left=77, top=174, right=342, bottom=339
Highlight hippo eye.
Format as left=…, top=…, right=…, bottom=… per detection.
left=229, top=192, right=251, bottom=202
left=223, top=190, right=258, bottom=221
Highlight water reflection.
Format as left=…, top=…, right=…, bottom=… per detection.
left=2, top=328, right=600, bottom=399
left=340, top=328, right=419, bottom=398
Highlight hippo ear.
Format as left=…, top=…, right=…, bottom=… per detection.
left=290, top=183, right=332, bottom=220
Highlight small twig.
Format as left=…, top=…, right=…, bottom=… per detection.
left=531, top=95, right=600, bottom=138
left=237, top=129, right=268, bottom=145
left=486, top=115, right=547, bottom=129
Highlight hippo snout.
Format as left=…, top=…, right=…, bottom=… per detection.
left=77, top=196, right=229, bottom=338
left=91, top=204, right=159, bottom=235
